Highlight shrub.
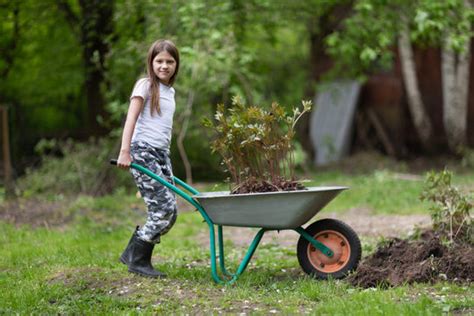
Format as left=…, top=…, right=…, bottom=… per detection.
left=420, top=169, right=473, bottom=244
left=17, top=137, right=135, bottom=197
left=203, top=96, right=312, bottom=193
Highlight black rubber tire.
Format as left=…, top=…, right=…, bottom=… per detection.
left=297, top=218, right=361, bottom=280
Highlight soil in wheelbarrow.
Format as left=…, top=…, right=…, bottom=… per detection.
left=349, top=230, right=474, bottom=288
left=231, top=176, right=305, bottom=194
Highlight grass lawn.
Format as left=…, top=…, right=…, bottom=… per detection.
left=1, top=157, right=473, bottom=314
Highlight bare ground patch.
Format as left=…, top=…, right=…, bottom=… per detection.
left=0, top=198, right=73, bottom=228
left=0, top=181, right=207, bottom=229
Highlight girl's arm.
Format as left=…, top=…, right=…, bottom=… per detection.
left=117, top=97, right=144, bottom=169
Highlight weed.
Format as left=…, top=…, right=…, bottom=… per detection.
left=17, top=137, right=134, bottom=197
left=420, top=169, right=473, bottom=244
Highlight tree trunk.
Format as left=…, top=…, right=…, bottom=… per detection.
left=1, top=107, right=15, bottom=199
left=455, top=39, right=471, bottom=145
left=177, top=64, right=198, bottom=184
left=398, top=20, right=434, bottom=149
left=79, top=0, right=114, bottom=136
left=57, top=0, right=114, bottom=136
left=441, top=45, right=462, bottom=149
left=441, top=1, right=472, bottom=150
left=0, top=2, right=20, bottom=197
left=177, top=89, right=195, bottom=184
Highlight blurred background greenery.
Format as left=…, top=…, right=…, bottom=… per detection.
left=1, top=0, right=473, bottom=196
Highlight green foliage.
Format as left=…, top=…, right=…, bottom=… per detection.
left=6, top=0, right=325, bottom=178
left=1, top=1, right=85, bottom=132
left=17, top=137, right=134, bottom=197
left=411, top=0, right=474, bottom=52
left=326, top=0, right=400, bottom=77
left=105, top=0, right=325, bottom=181
left=326, top=0, right=474, bottom=77
left=203, top=96, right=311, bottom=191
left=420, top=169, right=473, bottom=244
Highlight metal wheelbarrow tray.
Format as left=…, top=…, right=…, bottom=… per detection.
left=111, top=160, right=362, bottom=284
left=194, top=187, right=348, bottom=229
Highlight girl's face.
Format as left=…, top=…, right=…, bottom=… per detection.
left=152, top=51, right=176, bottom=85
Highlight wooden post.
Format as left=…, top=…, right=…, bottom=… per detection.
left=1, top=106, right=15, bottom=198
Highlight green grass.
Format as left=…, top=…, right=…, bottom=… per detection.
left=1, top=214, right=472, bottom=314
left=1, top=164, right=473, bottom=314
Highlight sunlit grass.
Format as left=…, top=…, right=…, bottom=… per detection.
left=0, top=207, right=474, bottom=315
left=1, top=213, right=472, bottom=314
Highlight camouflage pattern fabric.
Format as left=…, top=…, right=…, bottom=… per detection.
left=130, top=141, right=177, bottom=244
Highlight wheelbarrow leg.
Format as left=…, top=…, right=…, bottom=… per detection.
left=232, top=228, right=266, bottom=278
left=218, top=226, right=233, bottom=277
left=210, top=225, right=266, bottom=284
left=208, top=224, right=226, bottom=284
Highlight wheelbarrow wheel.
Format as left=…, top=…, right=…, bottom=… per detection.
left=297, top=218, right=361, bottom=280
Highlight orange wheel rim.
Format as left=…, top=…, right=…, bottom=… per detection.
left=307, top=230, right=351, bottom=273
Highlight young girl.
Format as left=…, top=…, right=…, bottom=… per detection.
left=116, top=39, right=180, bottom=278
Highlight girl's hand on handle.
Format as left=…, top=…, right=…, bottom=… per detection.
left=117, top=151, right=132, bottom=170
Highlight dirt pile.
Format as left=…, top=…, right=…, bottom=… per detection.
left=349, top=230, right=474, bottom=288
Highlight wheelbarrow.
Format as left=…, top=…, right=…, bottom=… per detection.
left=111, top=160, right=361, bottom=284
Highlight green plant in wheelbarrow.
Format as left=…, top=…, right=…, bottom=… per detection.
left=202, top=95, right=311, bottom=194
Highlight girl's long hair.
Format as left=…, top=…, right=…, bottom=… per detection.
left=146, top=39, right=180, bottom=116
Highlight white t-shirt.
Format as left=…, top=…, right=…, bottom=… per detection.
left=130, top=78, right=176, bottom=150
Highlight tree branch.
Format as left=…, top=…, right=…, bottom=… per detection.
left=56, top=0, right=80, bottom=36
left=177, top=63, right=199, bottom=184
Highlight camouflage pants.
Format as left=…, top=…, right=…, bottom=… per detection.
left=130, top=141, right=177, bottom=244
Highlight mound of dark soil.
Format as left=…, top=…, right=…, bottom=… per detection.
left=231, top=177, right=305, bottom=194
left=349, top=230, right=474, bottom=288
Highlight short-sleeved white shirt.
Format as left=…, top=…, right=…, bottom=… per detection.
left=130, top=78, right=176, bottom=150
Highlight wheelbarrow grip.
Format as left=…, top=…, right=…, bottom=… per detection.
left=109, top=159, right=118, bottom=165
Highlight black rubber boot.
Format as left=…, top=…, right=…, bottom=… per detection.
left=121, top=230, right=166, bottom=278
left=119, top=226, right=139, bottom=265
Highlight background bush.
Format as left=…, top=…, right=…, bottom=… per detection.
left=17, top=137, right=135, bottom=197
